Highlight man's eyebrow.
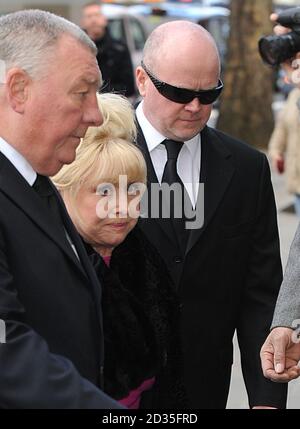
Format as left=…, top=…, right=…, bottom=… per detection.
left=88, top=77, right=101, bottom=86
left=75, top=78, right=101, bottom=88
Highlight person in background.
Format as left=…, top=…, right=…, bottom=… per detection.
left=81, top=2, right=135, bottom=98
left=52, top=93, right=186, bottom=409
left=268, top=85, right=300, bottom=217
left=260, top=11, right=300, bottom=385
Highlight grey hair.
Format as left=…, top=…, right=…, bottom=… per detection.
left=0, top=9, right=97, bottom=80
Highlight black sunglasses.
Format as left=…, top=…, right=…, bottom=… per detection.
left=141, top=61, right=223, bottom=105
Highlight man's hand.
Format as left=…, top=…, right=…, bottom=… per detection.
left=260, top=327, right=300, bottom=382
left=271, top=13, right=288, bottom=36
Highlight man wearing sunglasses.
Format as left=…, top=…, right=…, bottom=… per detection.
left=136, top=21, right=287, bottom=409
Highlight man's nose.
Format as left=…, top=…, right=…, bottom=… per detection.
left=84, top=95, right=103, bottom=127
left=92, top=107, right=103, bottom=127
left=185, top=97, right=203, bottom=112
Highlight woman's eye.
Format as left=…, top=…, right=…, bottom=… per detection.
left=96, top=184, right=114, bottom=196
left=99, top=188, right=110, bottom=196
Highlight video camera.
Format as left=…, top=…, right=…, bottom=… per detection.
left=259, top=7, right=300, bottom=66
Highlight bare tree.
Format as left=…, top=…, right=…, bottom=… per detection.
left=217, top=0, right=274, bottom=149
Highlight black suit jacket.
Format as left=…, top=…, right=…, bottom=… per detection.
left=0, top=153, right=120, bottom=408
left=95, top=32, right=135, bottom=98
left=137, top=124, right=287, bottom=409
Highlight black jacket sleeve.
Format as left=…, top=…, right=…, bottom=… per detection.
left=237, top=154, right=287, bottom=409
left=0, top=230, right=122, bottom=409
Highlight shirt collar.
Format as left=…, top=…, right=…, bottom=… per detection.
left=0, top=136, right=37, bottom=185
left=136, top=101, right=165, bottom=152
left=184, top=134, right=201, bottom=158
left=136, top=101, right=201, bottom=155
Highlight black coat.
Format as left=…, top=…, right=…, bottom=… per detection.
left=87, top=227, right=186, bottom=408
left=0, top=153, right=119, bottom=408
left=137, top=124, right=288, bottom=409
left=95, top=32, right=135, bottom=98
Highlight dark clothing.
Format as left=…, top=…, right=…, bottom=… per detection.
left=0, top=153, right=119, bottom=408
left=87, top=227, right=186, bottom=408
left=33, top=174, right=65, bottom=229
left=94, top=32, right=135, bottom=97
left=137, top=124, right=288, bottom=409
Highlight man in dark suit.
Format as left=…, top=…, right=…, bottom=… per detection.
left=81, top=2, right=135, bottom=98
left=135, top=20, right=287, bottom=408
left=0, top=10, right=120, bottom=408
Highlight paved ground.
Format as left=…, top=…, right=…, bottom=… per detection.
left=227, top=165, right=300, bottom=409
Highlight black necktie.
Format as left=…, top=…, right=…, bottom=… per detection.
left=33, top=174, right=64, bottom=229
left=162, top=139, right=184, bottom=186
left=162, top=139, right=190, bottom=253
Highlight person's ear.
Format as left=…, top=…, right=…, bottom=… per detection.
left=5, top=68, right=31, bottom=113
left=136, top=66, right=147, bottom=97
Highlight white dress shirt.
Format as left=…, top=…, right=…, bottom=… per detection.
left=0, top=136, right=37, bottom=185
left=136, top=102, right=201, bottom=208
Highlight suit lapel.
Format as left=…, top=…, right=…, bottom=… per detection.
left=136, top=122, right=178, bottom=247
left=57, top=194, right=103, bottom=310
left=0, top=153, right=87, bottom=279
left=136, top=121, right=159, bottom=184
left=186, top=127, right=235, bottom=254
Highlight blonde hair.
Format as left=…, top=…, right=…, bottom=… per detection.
left=53, top=93, right=147, bottom=193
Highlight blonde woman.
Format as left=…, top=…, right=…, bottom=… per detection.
left=53, top=93, right=186, bottom=409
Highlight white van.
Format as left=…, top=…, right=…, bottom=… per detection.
left=128, top=3, right=230, bottom=67
left=103, top=3, right=230, bottom=70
